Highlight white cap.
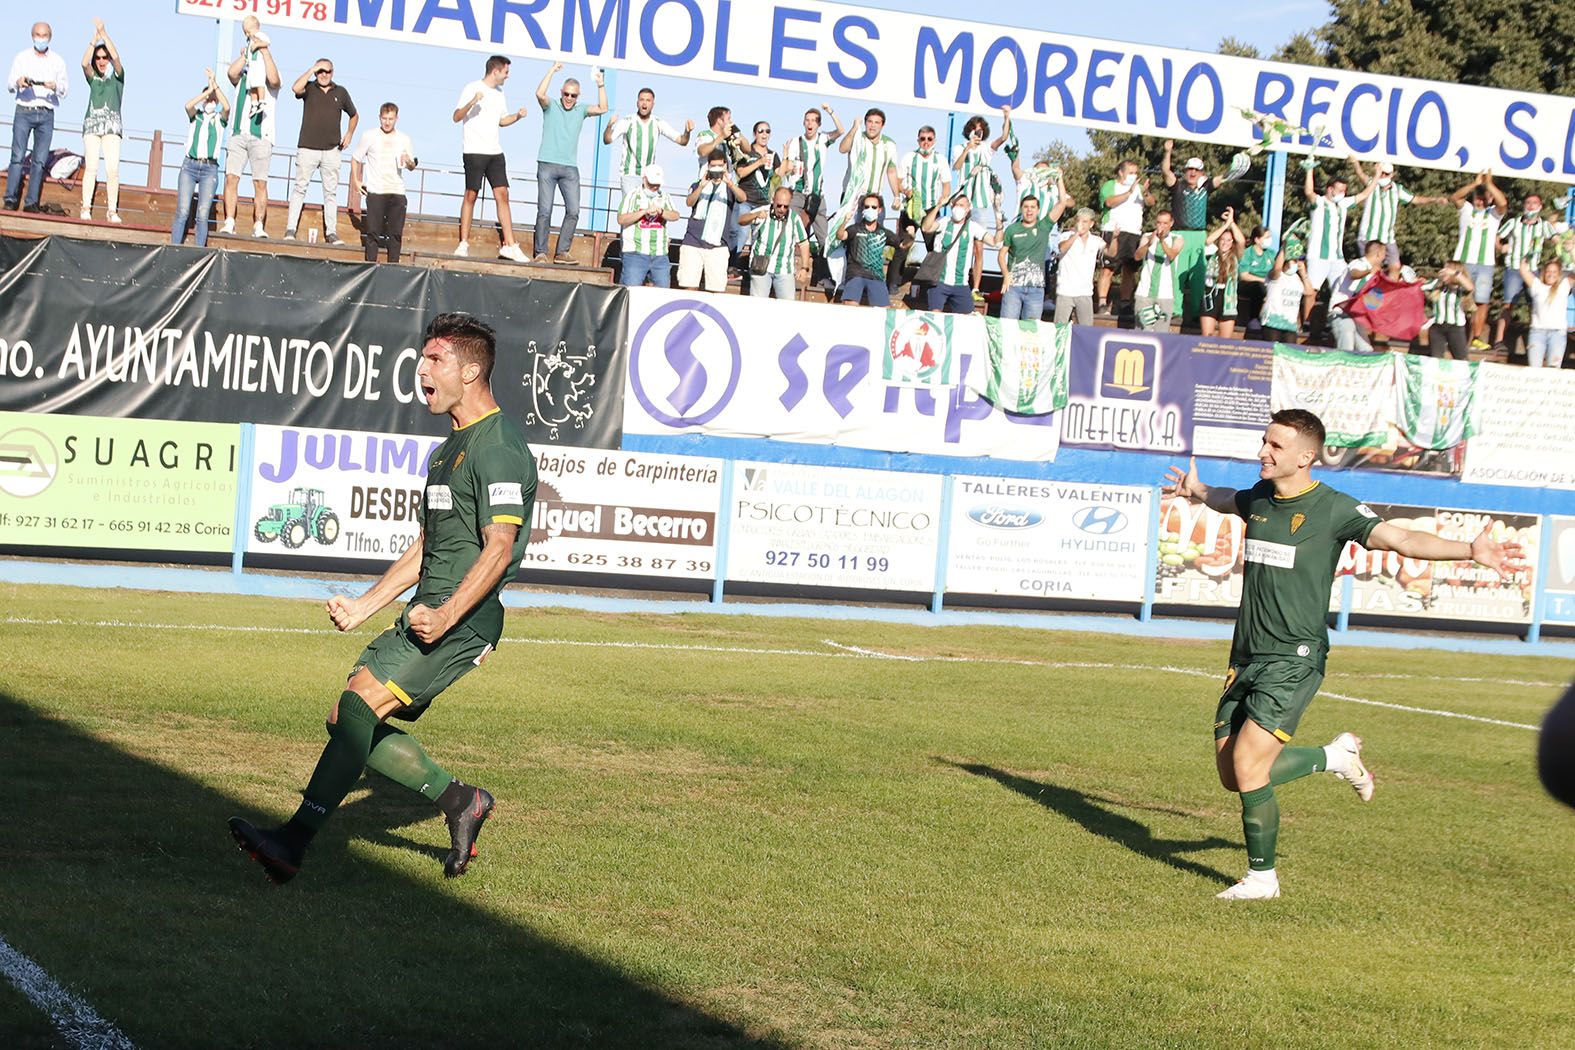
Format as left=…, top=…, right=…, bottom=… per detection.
left=1377, top=161, right=1394, bottom=175
left=1184, top=157, right=1205, bottom=170
left=643, top=164, right=664, bottom=186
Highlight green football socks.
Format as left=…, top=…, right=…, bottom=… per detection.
left=289, top=691, right=380, bottom=837
left=1239, top=784, right=1279, bottom=872
left=1269, top=746, right=1325, bottom=786
left=365, top=722, right=453, bottom=803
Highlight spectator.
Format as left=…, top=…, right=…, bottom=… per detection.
left=781, top=104, right=843, bottom=252
left=284, top=57, right=356, bottom=244
left=615, top=162, right=678, bottom=288
left=452, top=55, right=529, bottom=261
left=678, top=148, right=742, bottom=293
left=1448, top=171, right=1508, bottom=351
left=6, top=21, right=69, bottom=213
left=170, top=69, right=228, bottom=247
left=838, top=192, right=910, bottom=307
left=1200, top=207, right=1245, bottom=339
left=219, top=17, right=278, bottom=238
left=1097, top=158, right=1153, bottom=316
left=1259, top=251, right=1315, bottom=343
left=1423, top=261, right=1474, bottom=361
left=602, top=87, right=690, bottom=198
left=838, top=106, right=902, bottom=205
left=997, top=193, right=1066, bottom=321
left=348, top=102, right=415, bottom=263
left=1133, top=209, right=1184, bottom=332
left=891, top=124, right=950, bottom=298
left=1160, top=141, right=1226, bottom=232
left=1054, top=207, right=1106, bottom=325
left=1352, top=159, right=1449, bottom=268
left=741, top=185, right=811, bottom=299
left=78, top=19, right=122, bottom=222
left=533, top=62, right=606, bottom=264
left=1299, top=160, right=1375, bottom=329
left=951, top=110, right=1006, bottom=214
left=1518, top=258, right=1573, bottom=368
left=921, top=192, right=1003, bottom=314
left=733, top=120, right=781, bottom=255
left=1328, top=239, right=1388, bottom=351
left=1237, top=225, right=1275, bottom=335
left=691, top=106, right=744, bottom=255
left=1494, top=193, right=1564, bottom=352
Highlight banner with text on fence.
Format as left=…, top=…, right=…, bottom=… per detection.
left=1059, top=328, right=1272, bottom=460
left=1460, top=364, right=1575, bottom=491
left=946, top=478, right=1150, bottom=603
left=0, top=411, right=238, bottom=554
left=246, top=423, right=721, bottom=579
left=0, top=236, right=628, bottom=448
left=621, top=287, right=1061, bottom=462
left=178, top=0, right=1575, bottom=176
left=1543, top=517, right=1575, bottom=625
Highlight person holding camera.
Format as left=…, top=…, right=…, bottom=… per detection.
left=678, top=148, right=744, bottom=293
left=741, top=185, right=811, bottom=299
left=533, top=61, right=607, bottom=263
left=615, top=163, right=679, bottom=288
left=6, top=21, right=69, bottom=212
left=284, top=57, right=357, bottom=244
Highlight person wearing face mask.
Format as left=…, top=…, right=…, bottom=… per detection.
left=1350, top=158, right=1449, bottom=269
left=1097, top=159, right=1154, bottom=318
left=614, top=162, right=679, bottom=287
left=1447, top=171, right=1508, bottom=351
left=170, top=69, right=230, bottom=247
left=1299, top=161, right=1376, bottom=334
left=921, top=192, right=1003, bottom=314
left=78, top=19, right=123, bottom=223
left=838, top=193, right=910, bottom=307
left=679, top=149, right=745, bottom=293
left=1053, top=207, right=1107, bottom=325
left=1493, top=193, right=1569, bottom=353
left=741, top=186, right=812, bottom=299
left=1237, top=225, right=1276, bottom=334
left=6, top=22, right=69, bottom=212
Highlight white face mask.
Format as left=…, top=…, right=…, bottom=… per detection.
left=33, top=36, right=49, bottom=51
left=1329, top=191, right=1345, bottom=203
left=1121, top=174, right=1136, bottom=187
left=1525, top=207, right=1542, bottom=219
left=1377, top=176, right=1393, bottom=188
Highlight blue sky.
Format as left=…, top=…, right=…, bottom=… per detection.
left=15, top=1, right=1328, bottom=226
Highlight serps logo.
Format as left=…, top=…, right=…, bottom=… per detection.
left=628, top=299, right=742, bottom=428
left=968, top=505, right=1044, bottom=529
left=1072, top=506, right=1128, bottom=534
left=1098, top=337, right=1159, bottom=399
left=0, top=427, right=58, bottom=498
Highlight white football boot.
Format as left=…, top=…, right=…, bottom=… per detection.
left=1326, top=732, right=1375, bottom=802
left=1216, top=871, right=1281, bottom=900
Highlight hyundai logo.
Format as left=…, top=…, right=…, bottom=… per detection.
left=1072, top=505, right=1128, bottom=534
left=968, top=505, right=1043, bottom=530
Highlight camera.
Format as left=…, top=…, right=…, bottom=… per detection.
left=706, top=169, right=724, bottom=181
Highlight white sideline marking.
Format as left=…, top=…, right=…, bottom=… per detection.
left=0, top=935, right=137, bottom=1050
left=1, top=617, right=1546, bottom=730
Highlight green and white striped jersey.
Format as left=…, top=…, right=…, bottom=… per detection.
left=1426, top=278, right=1468, bottom=326
left=1304, top=195, right=1354, bottom=262
left=902, top=149, right=948, bottom=211
left=957, top=144, right=995, bottom=209
left=749, top=209, right=810, bottom=276
left=1357, top=181, right=1415, bottom=244
left=937, top=217, right=985, bottom=285
left=1015, top=165, right=1060, bottom=215
left=1498, top=213, right=1559, bottom=268
left=845, top=133, right=898, bottom=199
left=608, top=114, right=683, bottom=176
left=1137, top=232, right=1183, bottom=301
left=618, top=187, right=675, bottom=255
left=1453, top=204, right=1504, bottom=265
left=186, top=103, right=225, bottom=161
left=783, top=131, right=835, bottom=195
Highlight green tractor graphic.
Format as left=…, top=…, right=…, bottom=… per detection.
left=254, top=487, right=341, bottom=549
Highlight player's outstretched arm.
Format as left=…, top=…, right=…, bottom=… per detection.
left=407, top=522, right=519, bottom=644
left=1365, top=523, right=1527, bottom=580
left=1162, top=456, right=1240, bottom=515
left=327, top=530, right=425, bottom=632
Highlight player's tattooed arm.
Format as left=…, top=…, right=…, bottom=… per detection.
left=407, top=522, right=520, bottom=643
left=1163, top=456, right=1240, bottom=516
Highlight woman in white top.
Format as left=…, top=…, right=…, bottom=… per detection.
left=1517, top=258, right=1574, bottom=368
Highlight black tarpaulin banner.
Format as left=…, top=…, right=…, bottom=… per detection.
left=0, top=235, right=629, bottom=447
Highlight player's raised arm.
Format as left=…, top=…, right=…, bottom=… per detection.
left=1364, top=523, right=1526, bottom=580
left=1162, top=456, right=1241, bottom=516
left=326, top=529, right=425, bottom=632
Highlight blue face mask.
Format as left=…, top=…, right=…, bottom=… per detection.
left=33, top=37, right=50, bottom=52
left=862, top=207, right=879, bottom=222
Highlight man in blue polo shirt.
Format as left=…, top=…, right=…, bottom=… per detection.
left=533, top=61, right=607, bottom=264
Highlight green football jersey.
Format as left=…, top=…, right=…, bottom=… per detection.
left=415, top=408, right=538, bottom=643
left=1230, top=480, right=1381, bottom=669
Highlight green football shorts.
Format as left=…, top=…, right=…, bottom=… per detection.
left=1213, top=659, right=1325, bottom=742
left=350, top=614, right=495, bottom=722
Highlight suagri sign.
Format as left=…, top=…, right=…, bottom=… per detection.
left=181, top=0, right=1575, bottom=175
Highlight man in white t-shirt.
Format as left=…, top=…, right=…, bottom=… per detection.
left=219, top=16, right=278, bottom=238
left=602, top=86, right=691, bottom=200
left=452, top=55, right=530, bottom=261
left=349, top=102, right=416, bottom=263
left=1055, top=207, right=1107, bottom=325
left=1097, top=159, right=1153, bottom=316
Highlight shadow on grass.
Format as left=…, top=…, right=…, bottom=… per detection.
left=939, top=759, right=1238, bottom=884
left=0, top=692, right=782, bottom=1049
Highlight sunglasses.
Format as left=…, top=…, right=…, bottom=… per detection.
left=317, top=69, right=333, bottom=76
left=562, top=91, right=578, bottom=99
left=918, top=136, right=934, bottom=142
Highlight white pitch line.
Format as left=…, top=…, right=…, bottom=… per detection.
left=0, top=935, right=137, bottom=1050
left=1, top=617, right=1546, bottom=730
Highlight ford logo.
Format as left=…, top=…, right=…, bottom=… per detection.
left=968, top=505, right=1043, bottom=529
left=1072, top=506, right=1128, bottom=534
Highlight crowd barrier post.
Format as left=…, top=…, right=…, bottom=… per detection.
left=229, top=422, right=256, bottom=577
left=590, top=68, right=617, bottom=235
left=1261, top=149, right=1286, bottom=250
left=1139, top=485, right=1162, bottom=622
left=710, top=458, right=735, bottom=605
left=1528, top=522, right=1554, bottom=643
left=930, top=475, right=955, bottom=614
left=211, top=17, right=233, bottom=93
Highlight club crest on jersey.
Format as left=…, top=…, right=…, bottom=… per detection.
left=454, top=451, right=466, bottom=472
left=1290, top=512, right=1306, bottom=535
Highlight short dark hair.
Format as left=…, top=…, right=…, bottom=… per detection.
left=1249, top=225, right=1268, bottom=241
left=707, top=147, right=727, bottom=165
left=485, top=55, right=510, bottom=75
left=804, top=108, right=821, bottom=123
left=637, top=87, right=655, bottom=99
left=1155, top=209, right=1173, bottom=221
left=1271, top=408, right=1325, bottom=448
left=424, top=312, right=496, bottom=383
left=1326, top=176, right=1347, bottom=190
left=708, top=105, right=730, bottom=128
left=962, top=115, right=989, bottom=140
left=864, top=107, right=886, bottom=123
left=379, top=101, right=399, bottom=115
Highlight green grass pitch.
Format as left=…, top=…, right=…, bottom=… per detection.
left=1, top=582, right=1570, bottom=1048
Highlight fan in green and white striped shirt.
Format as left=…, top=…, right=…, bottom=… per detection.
left=605, top=90, right=689, bottom=193
left=901, top=144, right=949, bottom=213
left=1426, top=275, right=1469, bottom=327
left=1449, top=173, right=1508, bottom=265
left=618, top=185, right=676, bottom=256
left=784, top=128, right=837, bottom=196
left=1498, top=200, right=1563, bottom=269
left=748, top=203, right=810, bottom=277
left=186, top=100, right=227, bottom=162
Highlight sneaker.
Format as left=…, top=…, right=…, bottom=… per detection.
left=453, top=240, right=470, bottom=257
left=532, top=252, right=550, bottom=263
left=1327, top=731, right=1375, bottom=802
left=219, top=218, right=235, bottom=235
left=442, top=786, right=496, bottom=878
left=79, top=207, right=92, bottom=220
left=3, top=199, right=17, bottom=211
left=552, top=253, right=574, bottom=265
left=1470, top=337, right=1489, bottom=351
left=283, top=230, right=296, bottom=241
left=1491, top=340, right=1508, bottom=353
left=1216, top=873, right=1281, bottom=900
left=107, top=212, right=121, bottom=224
left=227, top=817, right=302, bottom=885
left=325, top=233, right=343, bottom=246
left=498, top=242, right=528, bottom=262
left=253, top=223, right=268, bottom=239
